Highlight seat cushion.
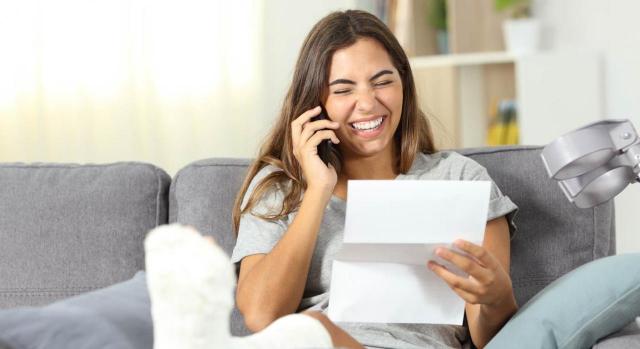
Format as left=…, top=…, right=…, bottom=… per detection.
left=594, top=320, right=640, bottom=348
left=0, top=162, right=170, bottom=308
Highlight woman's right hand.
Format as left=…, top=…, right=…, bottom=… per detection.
left=291, top=106, right=340, bottom=195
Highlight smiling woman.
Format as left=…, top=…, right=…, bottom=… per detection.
left=231, top=9, right=518, bottom=349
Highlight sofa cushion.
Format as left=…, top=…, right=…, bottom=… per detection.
left=169, top=158, right=250, bottom=257
left=594, top=320, right=640, bottom=348
left=0, top=162, right=170, bottom=309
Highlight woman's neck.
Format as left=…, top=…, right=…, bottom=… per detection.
left=333, top=144, right=398, bottom=201
left=340, top=141, right=398, bottom=181
left=339, top=155, right=397, bottom=180
left=331, top=142, right=399, bottom=202
left=333, top=152, right=396, bottom=201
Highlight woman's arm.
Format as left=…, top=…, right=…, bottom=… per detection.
left=235, top=187, right=332, bottom=332
left=236, top=106, right=340, bottom=332
left=464, top=217, right=517, bottom=348
left=428, top=217, right=518, bottom=348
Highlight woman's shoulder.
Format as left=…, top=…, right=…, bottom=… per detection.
left=405, top=151, right=489, bottom=181
left=242, top=163, right=287, bottom=210
left=251, top=163, right=282, bottom=185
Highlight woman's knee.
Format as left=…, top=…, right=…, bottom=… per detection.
left=300, top=311, right=364, bottom=349
left=301, top=310, right=325, bottom=320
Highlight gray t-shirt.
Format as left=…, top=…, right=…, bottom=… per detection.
left=231, top=151, right=518, bottom=349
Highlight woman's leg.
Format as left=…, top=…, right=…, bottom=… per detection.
left=302, top=311, right=365, bottom=349
left=234, top=310, right=364, bottom=349
left=145, top=224, right=364, bottom=349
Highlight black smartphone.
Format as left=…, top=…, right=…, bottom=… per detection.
left=310, top=105, right=333, bottom=166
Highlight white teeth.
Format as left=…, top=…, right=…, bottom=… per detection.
left=352, top=117, right=384, bottom=130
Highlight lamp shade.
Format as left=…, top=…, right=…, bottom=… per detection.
left=541, top=119, right=640, bottom=208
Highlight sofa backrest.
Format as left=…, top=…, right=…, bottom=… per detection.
left=0, top=162, right=170, bottom=309
left=170, top=145, right=616, bottom=311
left=0, top=145, right=615, bottom=326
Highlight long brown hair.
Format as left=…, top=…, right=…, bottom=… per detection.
left=232, top=10, right=436, bottom=233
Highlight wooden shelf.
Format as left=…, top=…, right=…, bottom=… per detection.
left=396, top=2, right=601, bottom=150
left=410, top=51, right=516, bottom=69
left=411, top=53, right=516, bottom=150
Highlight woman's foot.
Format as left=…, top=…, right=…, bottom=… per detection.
left=145, top=224, right=235, bottom=349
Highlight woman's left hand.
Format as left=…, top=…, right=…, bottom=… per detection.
left=427, top=239, right=515, bottom=309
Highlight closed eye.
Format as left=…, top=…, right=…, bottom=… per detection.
left=333, top=80, right=393, bottom=94
left=375, top=80, right=392, bottom=87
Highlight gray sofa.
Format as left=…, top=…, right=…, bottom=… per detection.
left=0, top=145, right=636, bottom=347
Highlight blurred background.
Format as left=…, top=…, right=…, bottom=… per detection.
left=1, top=0, right=639, bottom=252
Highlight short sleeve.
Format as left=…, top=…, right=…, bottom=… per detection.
left=230, top=166, right=288, bottom=264
left=461, top=157, right=519, bottom=240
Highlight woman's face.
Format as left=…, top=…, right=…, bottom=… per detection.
left=324, top=37, right=403, bottom=160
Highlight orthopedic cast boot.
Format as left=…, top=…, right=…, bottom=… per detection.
left=144, top=224, right=333, bottom=349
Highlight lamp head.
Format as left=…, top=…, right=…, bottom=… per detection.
left=541, top=119, right=640, bottom=208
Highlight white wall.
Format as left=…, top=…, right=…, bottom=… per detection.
left=0, top=1, right=372, bottom=174
left=533, top=0, right=640, bottom=253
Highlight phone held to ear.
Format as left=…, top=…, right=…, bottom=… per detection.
left=310, top=105, right=334, bottom=166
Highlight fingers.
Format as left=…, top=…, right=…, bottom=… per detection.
left=308, top=130, right=340, bottom=148
left=451, top=286, right=482, bottom=305
left=435, top=246, right=492, bottom=284
left=453, top=239, right=497, bottom=270
left=430, top=241, right=515, bottom=308
left=428, top=261, right=492, bottom=304
left=299, top=119, right=340, bottom=145
left=291, top=106, right=323, bottom=147
left=428, top=261, right=477, bottom=295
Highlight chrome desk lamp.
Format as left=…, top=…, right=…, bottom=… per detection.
left=540, top=119, right=640, bottom=208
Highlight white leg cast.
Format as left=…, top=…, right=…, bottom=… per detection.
left=145, top=224, right=334, bottom=349
left=145, top=224, right=235, bottom=349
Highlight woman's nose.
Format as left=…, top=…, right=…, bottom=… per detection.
left=355, top=88, right=377, bottom=113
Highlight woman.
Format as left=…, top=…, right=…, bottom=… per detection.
left=231, top=9, right=518, bottom=349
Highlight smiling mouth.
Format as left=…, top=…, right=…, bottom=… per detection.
left=350, top=116, right=386, bottom=132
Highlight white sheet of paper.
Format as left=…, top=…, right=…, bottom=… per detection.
left=328, top=180, right=490, bottom=325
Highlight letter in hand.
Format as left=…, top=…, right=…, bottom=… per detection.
left=310, top=105, right=334, bottom=166
left=428, top=239, right=515, bottom=308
